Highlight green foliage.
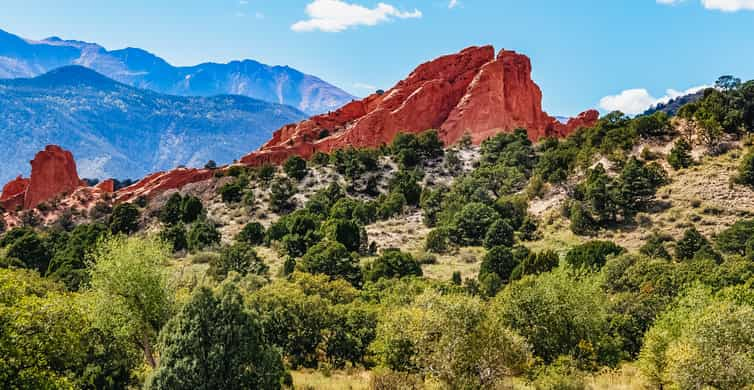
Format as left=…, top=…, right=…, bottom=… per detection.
left=639, top=233, right=672, bottom=260
left=283, top=155, right=308, bottom=180
left=419, top=186, right=445, bottom=227
left=257, top=164, right=276, bottom=182
left=159, top=223, right=188, bottom=253
left=632, top=111, right=671, bottom=138
left=388, top=170, right=422, bottom=206
left=46, top=223, right=108, bottom=290
left=187, top=219, right=221, bottom=252
left=377, top=191, right=406, bottom=220
left=321, top=218, right=361, bottom=252
left=0, top=290, right=138, bottom=389
left=390, top=130, right=444, bottom=168
left=159, top=193, right=204, bottom=225
left=452, top=202, right=499, bottom=246
left=269, top=177, right=296, bottom=213
left=492, top=267, right=622, bottom=366
left=569, top=201, right=596, bottom=236
left=510, top=250, right=559, bottom=281
left=218, top=180, right=244, bottom=203
left=330, top=147, right=380, bottom=179
left=674, top=227, right=710, bottom=260
left=249, top=274, right=375, bottom=368
left=737, top=148, right=754, bottom=189
left=479, top=246, right=518, bottom=289
left=716, top=219, right=754, bottom=256
left=639, top=286, right=754, bottom=389
left=668, top=139, right=694, bottom=170
left=372, top=291, right=531, bottom=388
left=88, top=236, right=173, bottom=368
left=109, top=203, right=140, bottom=235
left=425, top=228, right=451, bottom=254
left=484, top=219, right=514, bottom=249
left=565, top=241, right=625, bottom=270
left=298, top=240, right=362, bottom=287
left=147, top=284, right=285, bottom=390
left=364, top=249, right=422, bottom=282
left=209, top=242, right=268, bottom=281
left=2, top=228, right=52, bottom=274
left=236, top=222, right=265, bottom=245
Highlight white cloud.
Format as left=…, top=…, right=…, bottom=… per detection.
left=449, top=0, right=460, bottom=8
left=599, top=85, right=710, bottom=116
left=239, top=0, right=249, bottom=4
left=291, top=0, right=422, bottom=32
left=658, top=0, right=754, bottom=10
left=702, top=0, right=754, bottom=11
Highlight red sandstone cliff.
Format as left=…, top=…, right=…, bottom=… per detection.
left=241, top=45, right=599, bottom=166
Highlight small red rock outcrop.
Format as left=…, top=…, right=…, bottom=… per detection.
left=0, top=176, right=30, bottom=211
left=240, top=45, right=599, bottom=166
left=96, top=179, right=115, bottom=193
left=116, top=168, right=214, bottom=202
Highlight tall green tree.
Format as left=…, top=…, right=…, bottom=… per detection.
left=88, top=236, right=173, bottom=368
left=147, top=284, right=286, bottom=390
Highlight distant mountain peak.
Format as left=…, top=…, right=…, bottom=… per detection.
left=5, top=65, right=122, bottom=90
left=0, top=28, right=355, bottom=114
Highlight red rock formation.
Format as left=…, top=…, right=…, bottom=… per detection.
left=116, top=168, right=213, bottom=202
left=241, top=45, right=599, bottom=166
left=24, top=145, right=85, bottom=209
left=96, top=179, right=115, bottom=193
left=0, top=176, right=30, bottom=211
left=0, top=145, right=87, bottom=211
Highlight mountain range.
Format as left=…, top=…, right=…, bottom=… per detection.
left=0, top=66, right=306, bottom=183
left=0, top=28, right=355, bottom=115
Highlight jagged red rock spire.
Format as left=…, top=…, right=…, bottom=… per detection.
left=240, top=45, right=599, bottom=166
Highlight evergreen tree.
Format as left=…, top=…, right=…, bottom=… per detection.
left=147, top=284, right=285, bottom=390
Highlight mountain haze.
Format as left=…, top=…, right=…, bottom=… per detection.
left=0, top=66, right=306, bottom=182
left=0, top=28, right=355, bottom=115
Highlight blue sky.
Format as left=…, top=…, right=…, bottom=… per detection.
left=1, top=0, right=753, bottom=116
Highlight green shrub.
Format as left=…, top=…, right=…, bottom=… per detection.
left=218, top=181, right=244, bottom=203
left=479, top=246, right=518, bottom=288
left=321, top=218, right=361, bottom=252
left=491, top=267, right=622, bottom=366
left=668, top=139, right=694, bottom=170
left=484, top=219, right=514, bottom=249
left=565, top=240, right=625, bottom=270
left=159, top=223, right=188, bottom=253
left=452, top=202, right=499, bottom=246
left=364, top=249, right=422, bottom=282
left=510, top=250, right=559, bottom=280
left=569, top=202, right=596, bottom=236
left=377, top=192, right=406, bottom=220
left=236, top=222, right=265, bottom=245
left=283, top=155, right=308, bottom=180
left=298, top=240, right=362, bottom=287
left=109, top=203, right=140, bottom=235
left=716, top=219, right=754, bottom=256
left=425, top=228, right=451, bottom=254
left=187, top=219, right=221, bottom=252
left=674, top=227, right=710, bottom=260
left=208, top=242, right=268, bottom=281
left=269, top=177, right=296, bottom=213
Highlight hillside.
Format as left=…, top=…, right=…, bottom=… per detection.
left=0, top=28, right=355, bottom=114
left=0, top=66, right=306, bottom=182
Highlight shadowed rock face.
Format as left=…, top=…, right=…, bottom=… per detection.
left=240, top=45, right=599, bottom=166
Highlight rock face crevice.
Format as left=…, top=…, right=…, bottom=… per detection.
left=241, top=45, right=599, bottom=166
